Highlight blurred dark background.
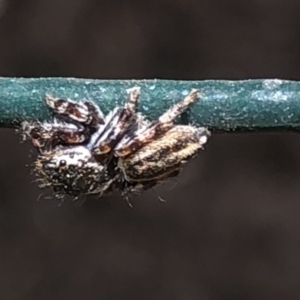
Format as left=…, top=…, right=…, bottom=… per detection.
left=1, top=0, right=300, bottom=299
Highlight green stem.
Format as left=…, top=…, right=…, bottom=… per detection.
left=1, top=77, right=300, bottom=133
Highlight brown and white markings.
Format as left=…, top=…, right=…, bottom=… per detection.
left=21, top=87, right=210, bottom=202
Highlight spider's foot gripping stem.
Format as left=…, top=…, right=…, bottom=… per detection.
left=158, top=89, right=199, bottom=123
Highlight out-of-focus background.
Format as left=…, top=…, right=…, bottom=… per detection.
left=1, top=1, right=300, bottom=299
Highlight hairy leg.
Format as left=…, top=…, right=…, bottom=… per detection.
left=21, top=119, right=90, bottom=153
left=91, top=87, right=141, bottom=155
left=45, top=94, right=105, bottom=126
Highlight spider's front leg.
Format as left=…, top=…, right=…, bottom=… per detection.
left=21, top=94, right=104, bottom=153
left=21, top=119, right=90, bottom=153
left=91, top=87, right=141, bottom=155
left=45, top=94, right=105, bottom=127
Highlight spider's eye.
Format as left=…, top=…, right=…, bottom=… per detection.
left=59, top=160, right=67, bottom=167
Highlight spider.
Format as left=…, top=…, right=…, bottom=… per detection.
left=21, top=87, right=210, bottom=202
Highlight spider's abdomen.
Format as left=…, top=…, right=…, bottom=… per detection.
left=118, top=125, right=209, bottom=182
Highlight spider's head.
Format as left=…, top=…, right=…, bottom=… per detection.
left=34, top=146, right=111, bottom=196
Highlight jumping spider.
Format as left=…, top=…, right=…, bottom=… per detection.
left=21, top=87, right=210, bottom=202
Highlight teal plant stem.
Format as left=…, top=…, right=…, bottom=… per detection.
left=1, top=77, right=300, bottom=133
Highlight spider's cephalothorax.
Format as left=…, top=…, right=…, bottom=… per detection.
left=21, top=87, right=210, bottom=200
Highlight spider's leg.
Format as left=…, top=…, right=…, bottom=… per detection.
left=118, top=179, right=142, bottom=207
left=115, top=89, right=199, bottom=157
left=21, top=119, right=90, bottom=153
left=158, top=89, right=199, bottom=123
left=124, top=86, right=140, bottom=113
left=45, top=94, right=105, bottom=126
left=90, top=87, right=141, bottom=155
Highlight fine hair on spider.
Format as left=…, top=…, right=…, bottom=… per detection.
left=21, top=86, right=211, bottom=205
